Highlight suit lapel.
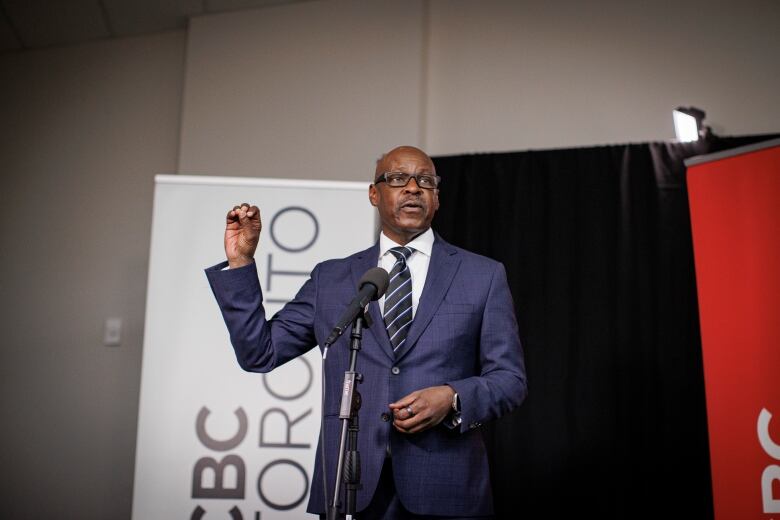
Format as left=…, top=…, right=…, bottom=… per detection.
left=350, top=243, right=396, bottom=361
left=395, top=234, right=460, bottom=361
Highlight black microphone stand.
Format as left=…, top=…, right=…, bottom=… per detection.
left=327, top=307, right=371, bottom=520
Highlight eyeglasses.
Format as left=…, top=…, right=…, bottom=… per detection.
left=374, top=171, right=441, bottom=189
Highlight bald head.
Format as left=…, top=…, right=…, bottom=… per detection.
left=374, top=146, right=436, bottom=181
left=368, top=145, right=440, bottom=245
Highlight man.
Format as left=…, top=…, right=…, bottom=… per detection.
left=205, top=146, right=527, bottom=518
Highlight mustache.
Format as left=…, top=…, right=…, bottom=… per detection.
left=396, top=196, right=427, bottom=210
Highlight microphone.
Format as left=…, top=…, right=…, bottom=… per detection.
left=323, top=267, right=389, bottom=349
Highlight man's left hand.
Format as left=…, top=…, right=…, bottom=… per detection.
left=389, top=385, right=455, bottom=434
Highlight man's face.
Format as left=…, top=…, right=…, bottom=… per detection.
left=368, top=146, right=440, bottom=245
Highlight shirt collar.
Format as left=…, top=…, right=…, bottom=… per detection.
left=379, top=227, right=434, bottom=259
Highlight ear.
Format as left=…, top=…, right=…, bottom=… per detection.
left=368, top=183, right=379, bottom=207
left=433, top=189, right=440, bottom=211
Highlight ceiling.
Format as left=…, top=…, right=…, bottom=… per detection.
left=0, top=0, right=311, bottom=53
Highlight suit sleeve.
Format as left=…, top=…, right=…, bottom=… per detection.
left=204, top=259, right=319, bottom=372
left=446, top=262, right=527, bottom=432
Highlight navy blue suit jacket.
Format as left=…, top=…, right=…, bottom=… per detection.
left=205, top=233, right=527, bottom=516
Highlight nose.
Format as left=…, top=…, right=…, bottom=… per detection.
left=404, top=176, right=422, bottom=192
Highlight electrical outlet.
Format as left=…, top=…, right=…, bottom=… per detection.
left=104, top=317, right=122, bottom=347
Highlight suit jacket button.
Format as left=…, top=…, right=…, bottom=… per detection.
left=391, top=366, right=400, bottom=375
left=381, top=413, right=391, bottom=422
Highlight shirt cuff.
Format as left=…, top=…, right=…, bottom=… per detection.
left=443, top=412, right=462, bottom=429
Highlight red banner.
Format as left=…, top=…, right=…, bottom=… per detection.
left=687, top=139, right=780, bottom=519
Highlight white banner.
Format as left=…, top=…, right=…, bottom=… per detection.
left=132, top=175, right=375, bottom=519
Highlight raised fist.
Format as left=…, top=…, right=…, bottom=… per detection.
left=224, top=203, right=261, bottom=269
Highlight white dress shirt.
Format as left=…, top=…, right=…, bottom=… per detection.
left=377, top=228, right=434, bottom=318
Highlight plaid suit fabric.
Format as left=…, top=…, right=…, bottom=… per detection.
left=205, top=235, right=527, bottom=516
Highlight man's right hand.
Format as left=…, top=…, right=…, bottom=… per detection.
left=225, top=203, right=261, bottom=269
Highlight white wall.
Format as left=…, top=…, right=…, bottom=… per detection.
left=425, top=0, right=780, bottom=155
left=179, top=0, right=425, bottom=180
left=0, top=0, right=777, bottom=517
left=0, top=31, right=185, bottom=519
left=180, top=0, right=780, bottom=178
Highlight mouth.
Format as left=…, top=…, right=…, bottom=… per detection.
left=400, top=201, right=425, bottom=214
left=399, top=200, right=425, bottom=213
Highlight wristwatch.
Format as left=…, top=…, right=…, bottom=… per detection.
left=452, top=392, right=461, bottom=413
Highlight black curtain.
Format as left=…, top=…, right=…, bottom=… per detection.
left=431, top=134, right=778, bottom=519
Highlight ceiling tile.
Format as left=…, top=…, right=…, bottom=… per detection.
left=0, top=8, right=23, bottom=52
left=3, top=0, right=110, bottom=48
left=204, top=0, right=306, bottom=14
left=0, top=0, right=319, bottom=51
left=101, top=0, right=203, bottom=36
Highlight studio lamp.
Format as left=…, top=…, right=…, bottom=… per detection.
left=673, top=106, right=707, bottom=142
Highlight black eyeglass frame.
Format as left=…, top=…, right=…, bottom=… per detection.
left=373, top=171, right=442, bottom=189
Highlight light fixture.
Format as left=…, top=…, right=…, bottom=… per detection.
left=673, top=106, right=707, bottom=142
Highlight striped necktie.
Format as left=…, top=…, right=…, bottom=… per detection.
left=383, top=246, right=414, bottom=353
